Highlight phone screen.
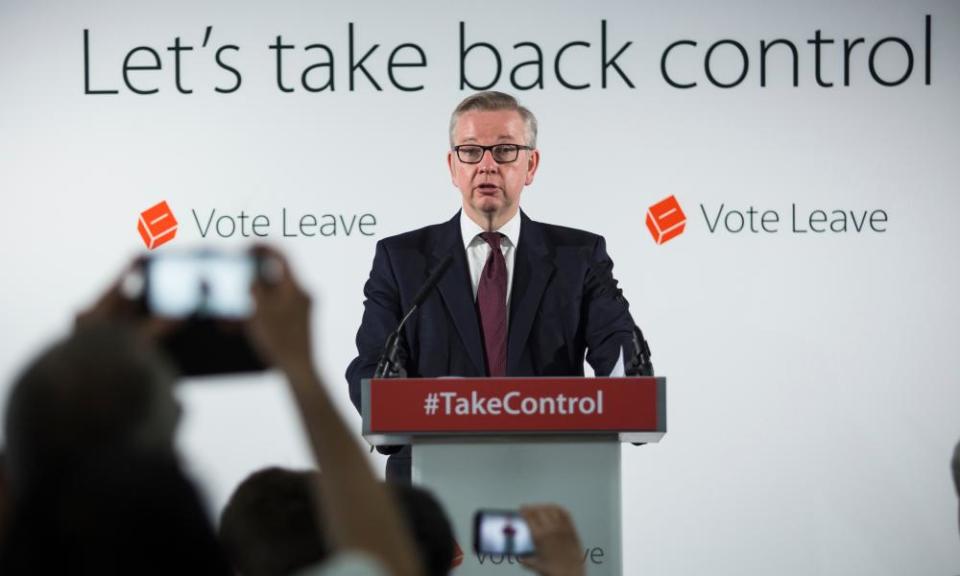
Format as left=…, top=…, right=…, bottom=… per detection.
left=146, top=252, right=254, bottom=319
left=473, top=510, right=535, bottom=557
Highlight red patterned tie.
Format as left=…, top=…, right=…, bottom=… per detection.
left=477, top=232, right=507, bottom=377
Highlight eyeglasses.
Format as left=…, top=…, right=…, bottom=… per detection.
left=452, top=144, right=533, bottom=164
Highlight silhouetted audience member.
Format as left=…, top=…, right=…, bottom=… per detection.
left=1, top=249, right=427, bottom=576
left=0, top=451, right=7, bottom=549
left=1, top=450, right=228, bottom=574
left=220, top=466, right=455, bottom=576
left=953, top=439, right=960, bottom=535
left=3, top=324, right=179, bottom=500
left=393, top=483, right=456, bottom=576
left=220, top=467, right=331, bottom=576
left=0, top=323, right=230, bottom=575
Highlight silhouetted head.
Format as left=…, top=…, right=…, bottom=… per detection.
left=393, top=483, right=456, bottom=576
left=220, top=467, right=455, bottom=576
left=0, top=324, right=223, bottom=574
left=3, top=324, right=179, bottom=500
left=220, top=467, right=330, bottom=576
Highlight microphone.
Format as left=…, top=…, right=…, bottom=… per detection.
left=624, top=326, right=654, bottom=377
left=373, top=255, right=453, bottom=379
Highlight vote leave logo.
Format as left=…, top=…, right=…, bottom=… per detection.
left=645, top=195, right=686, bottom=245
left=137, top=200, right=179, bottom=250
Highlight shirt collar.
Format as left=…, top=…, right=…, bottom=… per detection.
left=460, top=210, right=521, bottom=250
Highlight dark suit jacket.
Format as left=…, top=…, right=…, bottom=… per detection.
left=345, top=210, right=637, bottom=479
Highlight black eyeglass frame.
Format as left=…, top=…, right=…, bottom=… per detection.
left=452, top=144, right=534, bottom=164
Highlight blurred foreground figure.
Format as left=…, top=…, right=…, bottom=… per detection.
left=242, top=246, right=423, bottom=576
left=220, top=467, right=331, bottom=576
left=953, top=440, right=960, bottom=538
left=0, top=452, right=8, bottom=550
left=0, top=324, right=230, bottom=575
left=220, top=467, right=454, bottom=576
left=1, top=247, right=428, bottom=576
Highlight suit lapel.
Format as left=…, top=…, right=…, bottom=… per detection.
left=433, top=212, right=485, bottom=375
left=508, top=212, right=555, bottom=374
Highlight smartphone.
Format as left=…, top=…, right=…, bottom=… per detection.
left=473, top=510, right=535, bottom=557
left=145, top=251, right=255, bottom=319
left=140, top=250, right=267, bottom=376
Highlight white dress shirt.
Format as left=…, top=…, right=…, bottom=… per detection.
left=460, top=210, right=520, bottom=316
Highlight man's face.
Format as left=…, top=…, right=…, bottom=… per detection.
left=448, top=109, right=539, bottom=230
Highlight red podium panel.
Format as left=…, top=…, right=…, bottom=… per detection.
left=363, top=377, right=665, bottom=438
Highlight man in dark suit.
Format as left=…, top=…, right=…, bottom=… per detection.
left=346, top=91, right=638, bottom=481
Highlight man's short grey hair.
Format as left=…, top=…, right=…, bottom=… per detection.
left=449, top=91, right=538, bottom=149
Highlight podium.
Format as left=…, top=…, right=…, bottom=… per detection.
left=361, top=376, right=666, bottom=576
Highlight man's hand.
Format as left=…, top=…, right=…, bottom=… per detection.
left=75, top=257, right=176, bottom=340
left=247, top=246, right=313, bottom=376
left=519, top=504, right=585, bottom=576
left=246, top=246, right=424, bottom=576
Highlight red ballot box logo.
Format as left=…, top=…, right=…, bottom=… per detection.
left=137, top=201, right=178, bottom=250
left=451, top=540, right=464, bottom=568
left=645, top=195, right=686, bottom=245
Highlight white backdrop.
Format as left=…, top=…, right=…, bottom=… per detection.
left=1, top=1, right=959, bottom=574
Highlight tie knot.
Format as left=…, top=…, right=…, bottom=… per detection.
left=480, top=232, right=502, bottom=250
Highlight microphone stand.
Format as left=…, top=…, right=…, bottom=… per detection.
left=370, top=255, right=453, bottom=454
left=624, top=326, right=653, bottom=446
